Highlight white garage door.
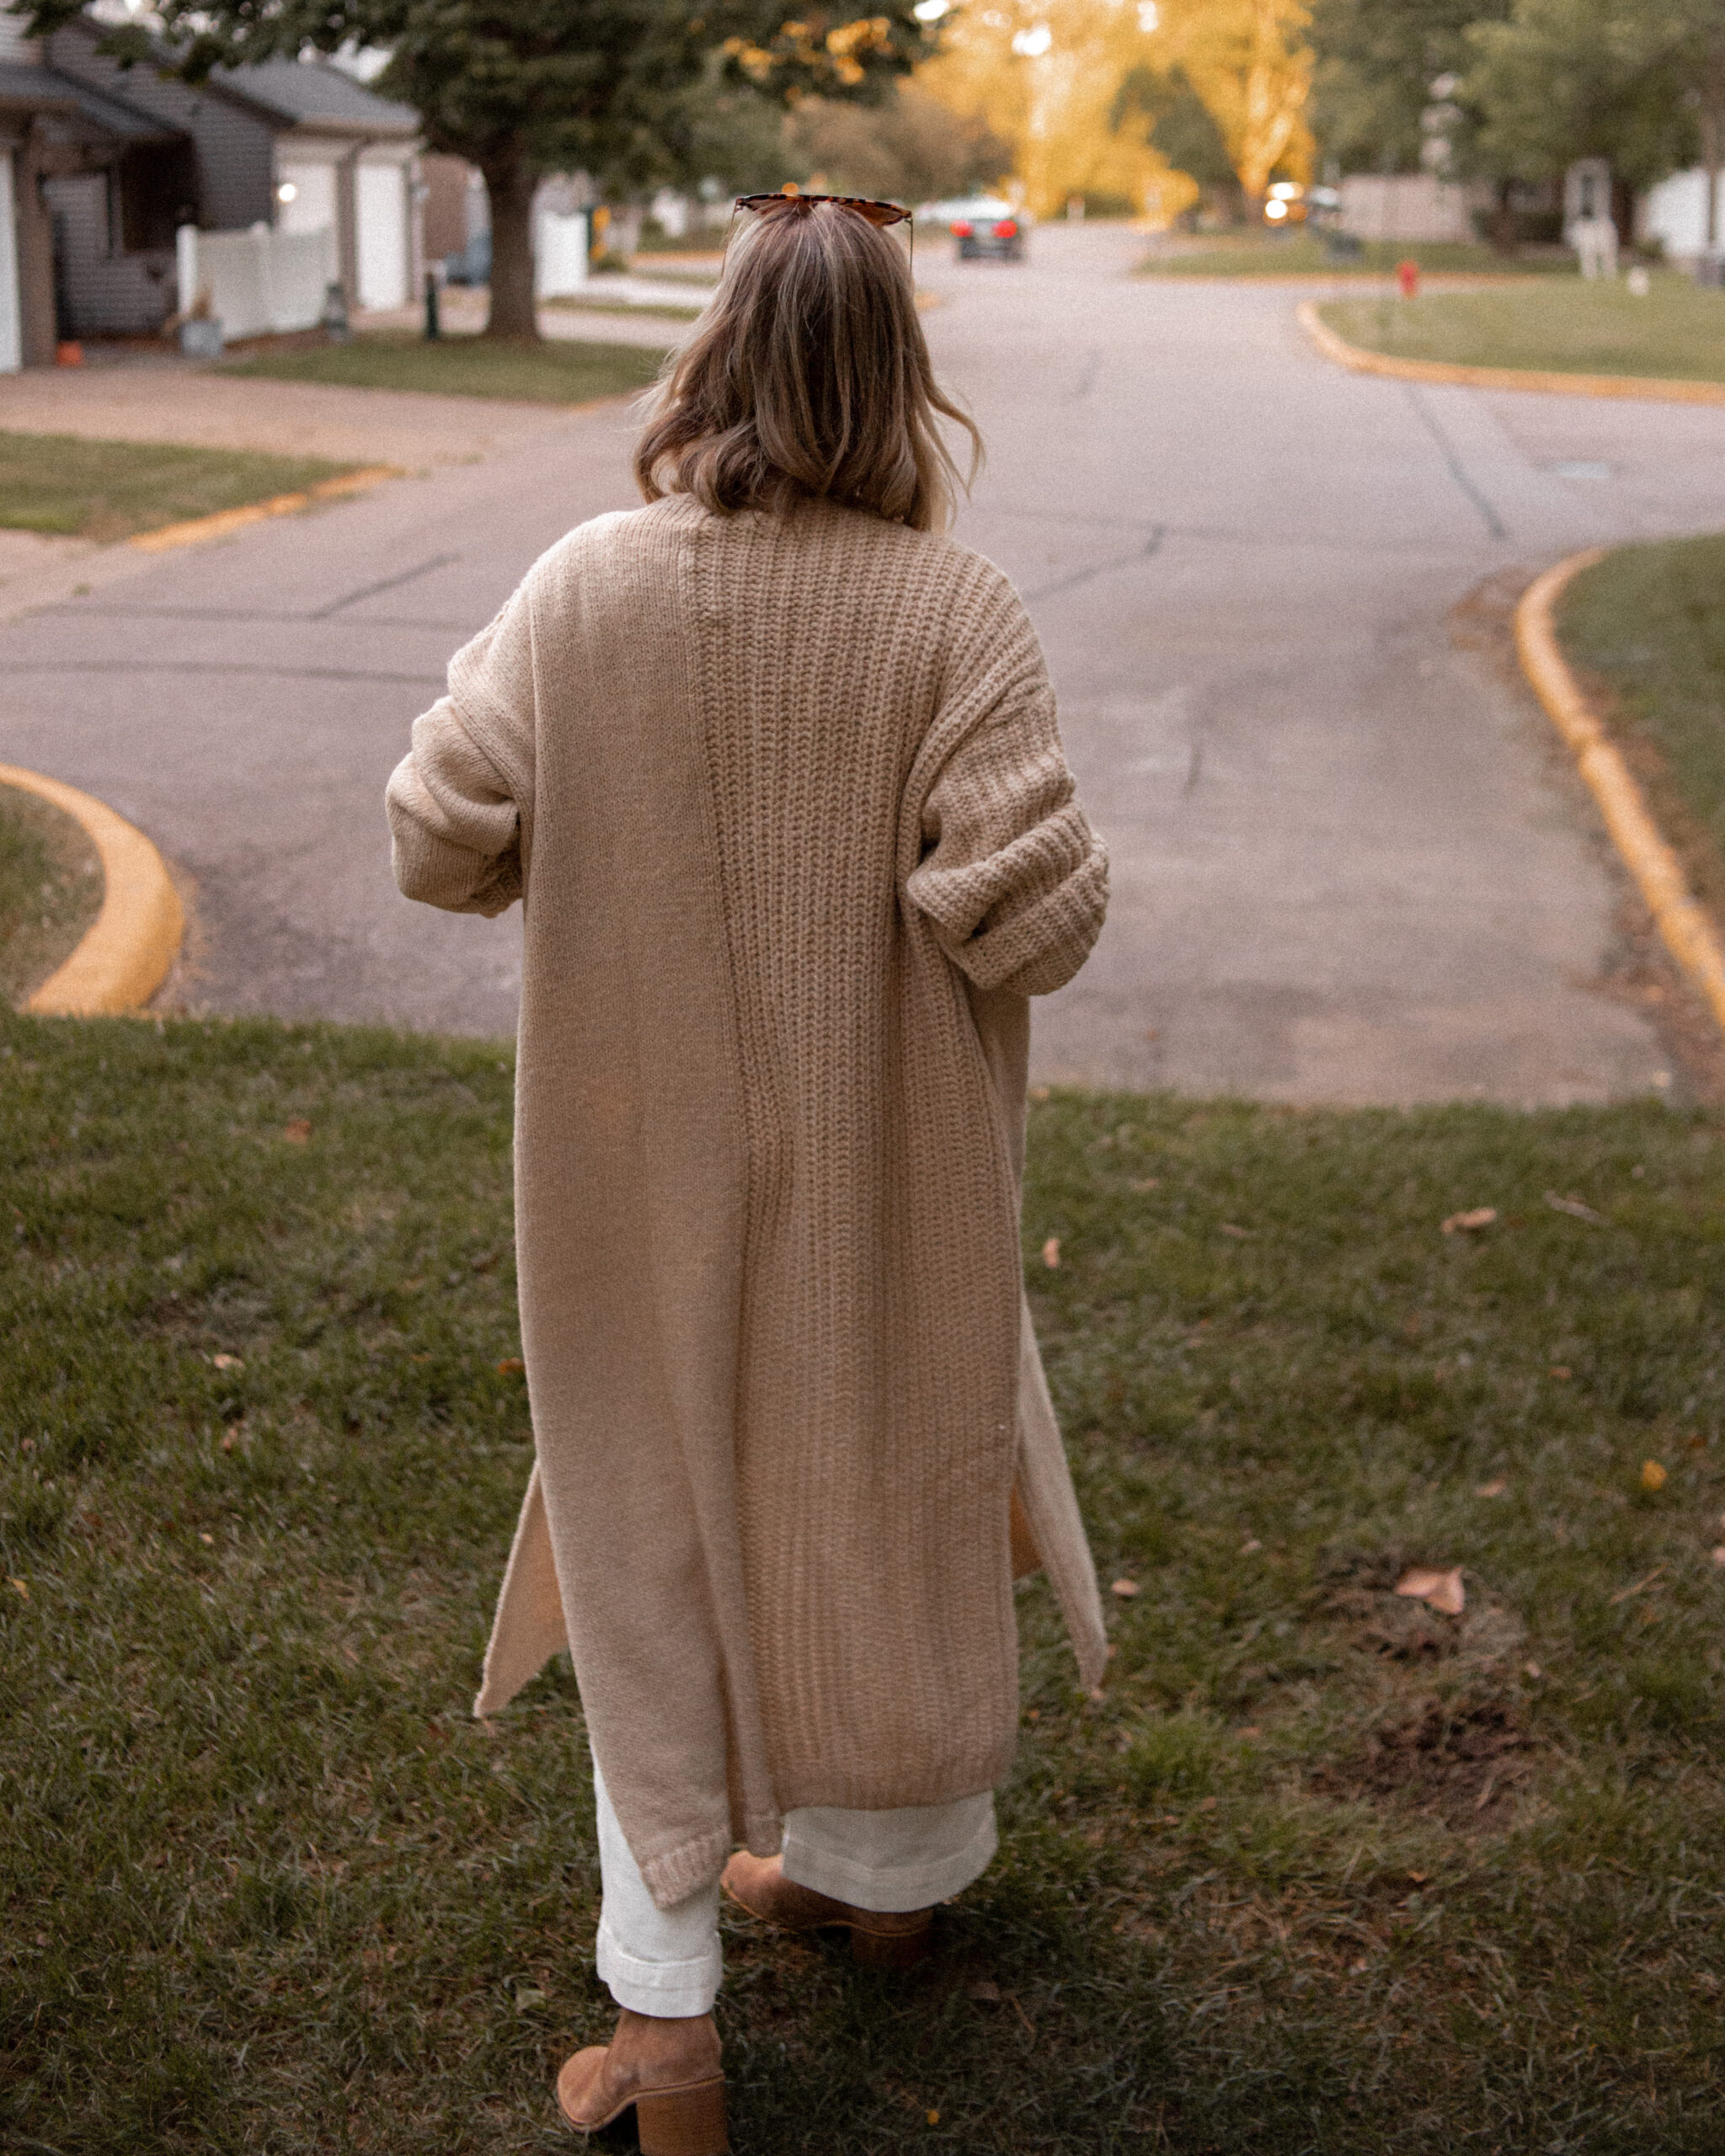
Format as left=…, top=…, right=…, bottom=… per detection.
left=277, top=162, right=337, bottom=238
left=357, top=163, right=409, bottom=311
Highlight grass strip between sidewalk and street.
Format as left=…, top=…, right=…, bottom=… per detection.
left=1316, top=276, right=1725, bottom=385
left=0, top=785, right=102, bottom=1007
left=1554, top=533, right=1725, bottom=932
left=0, top=431, right=358, bottom=544
left=221, top=332, right=668, bottom=404
left=3, top=1017, right=1723, bottom=2152
left=1139, top=236, right=1570, bottom=279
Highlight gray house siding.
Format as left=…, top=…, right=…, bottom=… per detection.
left=46, top=24, right=275, bottom=231
left=42, top=168, right=174, bottom=334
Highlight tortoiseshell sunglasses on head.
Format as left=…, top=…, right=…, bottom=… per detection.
left=734, top=188, right=911, bottom=229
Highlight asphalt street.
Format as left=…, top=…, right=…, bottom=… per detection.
left=5, top=222, right=1724, bottom=1100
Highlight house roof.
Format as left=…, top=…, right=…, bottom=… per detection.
left=0, top=57, right=181, bottom=141
left=210, top=55, right=418, bottom=137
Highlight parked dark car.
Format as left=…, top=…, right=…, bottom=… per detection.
left=942, top=197, right=1027, bottom=262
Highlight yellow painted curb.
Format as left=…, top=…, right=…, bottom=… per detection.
left=1514, top=553, right=1725, bottom=1041
left=1, top=766, right=184, bottom=1016
left=130, top=464, right=403, bottom=556
left=1297, top=299, right=1725, bottom=408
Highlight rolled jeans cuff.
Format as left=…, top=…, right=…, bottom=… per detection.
left=595, top=1918, right=722, bottom=2020
left=782, top=1796, right=997, bottom=1913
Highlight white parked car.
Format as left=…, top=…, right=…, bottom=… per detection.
left=921, top=197, right=1030, bottom=262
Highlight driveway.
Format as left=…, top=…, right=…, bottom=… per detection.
left=3, top=222, right=1723, bottom=1099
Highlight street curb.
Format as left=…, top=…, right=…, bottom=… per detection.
left=1514, top=553, right=1725, bottom=1041
left=131, top=463, right=403, bottom=555
left=1296, top=299, right=1725, bottom=407
left=1, top=765, right=184, bottom=1016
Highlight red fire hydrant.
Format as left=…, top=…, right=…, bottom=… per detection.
left=1397, top=258, right=1420, bottom=299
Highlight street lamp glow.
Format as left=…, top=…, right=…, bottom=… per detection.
left=276, top=182, right=298, bottom=204
left=1263, top=199, right=1289, bottom=221
left=1011, top=23, right=1052, bottom=56
left=912, top=0, right=950, bottom=19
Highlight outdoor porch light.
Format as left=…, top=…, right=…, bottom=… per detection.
left=1264, top=199, right=1289, bottom=220
left=276, top=181, right=297, bottom=204
left=911, top=0, right=950, bottom=20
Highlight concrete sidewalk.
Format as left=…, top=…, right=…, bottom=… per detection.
left=0, top=349, right=587, bottom=469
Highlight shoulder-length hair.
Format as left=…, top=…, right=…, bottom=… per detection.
left=633, top=200, right=981, bottom=533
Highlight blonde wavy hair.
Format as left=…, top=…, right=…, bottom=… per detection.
left=633, top=200, right=981, bottom=532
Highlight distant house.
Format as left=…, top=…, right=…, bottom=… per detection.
left=1, top=8, right=419, bottom=370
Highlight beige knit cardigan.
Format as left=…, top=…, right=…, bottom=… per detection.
left=387, top=493, right=1109, bottom=1909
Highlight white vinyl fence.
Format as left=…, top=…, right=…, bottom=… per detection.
left=175, top=222, right=338, bottom=339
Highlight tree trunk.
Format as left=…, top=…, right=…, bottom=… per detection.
left=1701, top=104, right=1721, bottom=254
left=480, top=140, right=539, bottom=342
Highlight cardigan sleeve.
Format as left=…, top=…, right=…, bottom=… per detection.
left=385, top=574, right=540, bottom=917
left=905, top=588, right=1108, bottom=997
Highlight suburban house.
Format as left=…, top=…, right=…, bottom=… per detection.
left=1, top=8, right=418, bottom=369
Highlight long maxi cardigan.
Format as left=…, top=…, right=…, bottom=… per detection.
left=387, top=494, right=1110, bottom=1910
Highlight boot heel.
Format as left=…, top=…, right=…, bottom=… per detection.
left=850, top=1922, right=932, bottom=1972
left=635, top=2076, right=729, bottom=2156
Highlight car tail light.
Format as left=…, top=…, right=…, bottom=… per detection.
left=952, top=221, right=973, bottom=237
left=996, top=220, right=1017, bottom=237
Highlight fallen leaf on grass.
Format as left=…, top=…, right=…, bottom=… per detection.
left=927, top=2111, right=940, bottom=2127
left=1475, top=1479, right=1508, bottom=1498
left=1609, top=1564, right=1666, bottom=1605
left=1440, top=1207, right=1497, bottom=1235
left=1641, top=1459, right=1668, bottom=1492
left=198, top=1532, right=213, bottom=1545
left=1110, top=1577, right=1140, bottom=1598
left=283, top=1118, right=312, bottom=1144
left=1544, top=1190, right=1603, bottom=1224
left=1131, top=1177, right=1162, bottom=1193
left=1196, top=1795, right=1219, bottom=1812
left=1219, top=1222, right=1251, bottom=1239
left=211, top=1353, right=243, bottom=1371
left=1549, top=1366, right=1573, bottom=1381
left=1395, top=1566, right=1465, bottom=1615
left=496, top=1358, right=526, bottom=1376
left=8, top=1578, right=29, bottom=1602
left=1028, top=1086, right=1050, bottom=1102
left=515, top=1986, right=546, bottom=2011
left=1240, top=1536, right=1263, bottom=1554
left=1042, top=1236, right=1061, bottom=1268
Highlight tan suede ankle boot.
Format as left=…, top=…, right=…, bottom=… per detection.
left=721, top=1849, right=933, bottom=1969
left=555, top=2006, right=727, bottom=2153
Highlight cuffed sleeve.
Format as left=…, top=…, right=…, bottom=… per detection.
left=387, top=697, right=523, bottom=915
left=905, top=590, right=1107, bottom=996
left=386, top=571, right=540, bottom=917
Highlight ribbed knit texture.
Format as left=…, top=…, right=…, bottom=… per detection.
left=387, top=494, right=1108, bottom=1908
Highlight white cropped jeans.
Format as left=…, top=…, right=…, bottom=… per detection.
left=592, top=1755, right=996, bottom=2018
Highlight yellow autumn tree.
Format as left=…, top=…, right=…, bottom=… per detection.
left=915, top=0, right=1311, bottom=222
left=916, top=0, right=1193, bottom=220
left=1156, top=0, right=1312, bottom=215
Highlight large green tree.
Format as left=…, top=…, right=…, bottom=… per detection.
left=1465, top=0, right=1707, bottom=226
left=1306, top=0, right=1509, bottom=174
left=12, top=0, right=928, bottom=337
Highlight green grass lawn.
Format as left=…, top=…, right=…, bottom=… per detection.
left=0, top=784, right=103, bottom=1006
left=1557, top=534, right=1725, bottom=923
left=221, top=332, right=668, bottom=404
left=1318, top=276, right=1725, bottom=382
left=1140, top=235, right=1569, bottom=278
left=542, top=292, right=707, bottom=322
left=0, top=431, right=356, bottom=543
left=4, top=1016, right=1724, bottom=2151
